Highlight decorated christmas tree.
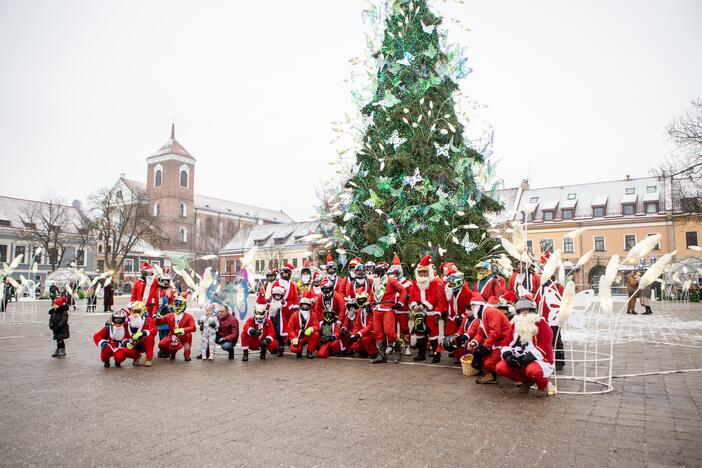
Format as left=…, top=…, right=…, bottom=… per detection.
left=319, top=0, right=501, bottom=272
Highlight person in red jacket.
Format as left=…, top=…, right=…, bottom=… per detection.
left=93, top=309, right=130, bottom=368
left=258, top=268, right=278, bottom=302
left=121, top=301, right=157, bottom=367
left=472, top=261, right=506, bottom=302
left=346, top=293, right=377, bottom=358
left=241, top=301, right=279, bottom=361
left=288, top=297, right=320, bottom=359
left=387, top=253, right=412, bottom=357
left=508, top=261, right=541, bottom=296
left=461, top=296, right=513, bottom=384
left=214, top=304, right=239, bottom=360
left=156, top=294, right=196, bottom=361
left=324, top=253, right=347, bottom=295
left=304, top=272, right=323, bottom=302
left=344, top=263, right=373, bottom=301
left=130, top=262, right=160, bottom=317
left=314, top=278, right=346, bottom=324
left=496, top=295, right=557, bottom=396
left=370, top=263, right=408, bottom=364
left=270, top=263, right=299, bottom=356
left=443, top=271, right=472, bottom=337
left=317, top=308, right=343, bottom=358
left=408, top=256, right=447, bottom=363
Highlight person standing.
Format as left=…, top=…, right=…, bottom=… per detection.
left=103, top=282, right=114, bottom=312
left=408, top=256, right=446, bottom=363
left=626, top=271, right=639, bottom=315
left=639, top=272, right=653, bottom=315
left=370, top=263, right=407, bottom=364
left=48, top=297, right=70, bottom=357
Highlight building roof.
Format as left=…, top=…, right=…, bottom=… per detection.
left=121, top=178, right=146, bottom=194
left=498, top=175, right=666, bottom=223
left=0, top=196, right=85, bottom=233
left=220, top=220, right=319, bottom=253
left=147, top=124, right=195, bottom=161
left=194, top=195, right=294, bottom=224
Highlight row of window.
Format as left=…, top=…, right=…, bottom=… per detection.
left=153, top=164, right=190, bottom=189
left=0, top=244, right=85, bottom=266
left=153, top=202, right=188, bottom=218
left=533, top=233, right=664, bottom=255
left=531, top=202, right=660, bottom=222
left=527, top=185, right=658, bottom=205
left=253, top=258, right=304, bottom=272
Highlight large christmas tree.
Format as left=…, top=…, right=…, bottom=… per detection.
left=320, top=0, right=501, bottom=272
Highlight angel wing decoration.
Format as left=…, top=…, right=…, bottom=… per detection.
left=542, top=284, right=563, bottom=326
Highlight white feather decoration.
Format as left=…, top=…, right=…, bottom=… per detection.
left=574, top=250, right=594, bottom=270
left=511, top=223, right=526, bottom=254
left=624, top=234, right=662, bottom=265
left=501, top=237, right=529, bottom=263
left=603, top=255, right=620, bottom=285
left=564, top=228, right=586, bottom=240
left=9, top=254, right=23, bottom=270
left=558, top=282, right=576, bottom=326
left=2, top=263, right=10, bottom=275
left=639, top=251, right=676, bottom=289
left=240, top=246, right=259, bottom=269
left=30, top=262, right=38, bottom=275
left=540, top=249, right=562, bottom=282
left=34, top=246, right=42, bottom=256
left=94, top=283, right=103, bottom=299
left=682, top=279, right=691, bottom=292
left=6, top=276, right=20, bottom=289
left=152, top=263, right=164, bottom=278
left=174, top=267, right=198, bottom=291
left=599, top=285, right=613, bottom=312
left=199, top=254, right=218, bottom=261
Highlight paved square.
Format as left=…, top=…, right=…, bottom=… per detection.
left=1, top=300, right=701, bottom=467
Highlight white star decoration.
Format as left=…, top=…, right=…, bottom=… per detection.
left=404, top=167, right=423, bottom=188
left=385, top=130, right=407, bottom=150
left=461, top=234, right=478, bottom=253
left=434, top=142, right=450, bottom=157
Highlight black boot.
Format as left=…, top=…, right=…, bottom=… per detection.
left=260, top=348, right=267, bottom=360
left=115, top=361, right=121, bottom=368
left=643, top=306, right=653, bottom=315
left=370, top=341, right=387, bottom=364
left=277, top=344, right=284, bottom=358
left=432, top=351, right=442, bottom=364
left=306, top=351, right=315, bottom=359
left=242, top=349, right=249, bottom=362
left=296, top=352, right=303, bottom=359
left=392, top=339, right=404, bottom=363
left=413, top=338, right=427, bottom=361
left=52, top=349, right=60, bottom=357
left=228, top=349, right=235, bottom=360
left=104, top=361, right=110, bottom=368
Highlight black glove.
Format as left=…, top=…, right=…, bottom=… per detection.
left=349, top=334, right=360, bottom=344
left=392, top=303, right=402, bottom=310
left=254, top=328, right=263, bottom=337
left=261, top=337, right=271, bottom=346
left=473, top=343, right=490, bottom=358
left=247, top=328, right=255, bottom=336
left=457, top=334, right=469, bottom=345
left=518, top=352, right=536, bottom=367
left=215, top=337, right=225, bottom=344
left=502, top=350, right=519, bottom=368
left=340, top=327, right=349, bottom=337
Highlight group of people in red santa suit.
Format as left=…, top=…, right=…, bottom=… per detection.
left=91, top=254, right=564, bottom=395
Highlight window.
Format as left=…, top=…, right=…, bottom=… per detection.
left=645, top=203, right=658, bottom=214
left=623, top=204, right=635, bottom=216
left=529, top=197, right=539, bottom=203
left=563, top=237, right=574, bottom=254
left=562, top=209, right=573, bottom=220
left=98, top=244, right=103, bottom=254
left=625, top=187, right=635, bottom=195
left=274, top=238, right=286, bottom=246
left=14, top=246, right=26, bottom=264
left=593, top=207, right=605, bottom=217
left=76, top=249, right=85, bottom=266
left=543, top=211, right=554, bottom=221
left=124, top=259, right=133, bottom=273
left=97, top=260, right=105, bottom=272
left=154, top=169, right=162, bottom=187
left=567, top=193, right=577, bottom=200
left=116, top=190, right=122, bottom=199
left=153, top=203, right=160, bottom=217
left=680, top=197, right=701, bottom=213
left=594, top=236, right=606, bottom=252
left=540, top=238, right=554, bottom=254
left=283, top=258, right=288, bottom=266
left=180, top=227, right=187, bottom=243
left=646, top=185, right=657, bottom=193
left=225, top=260, right=234, bottom=273
left=526, top=240, right=534, bottom=255
left=254, top=240, right=265, bottom=247
left=687, top=231, right=698, bottom=248
left=292, top=258, right=298, bottom=268
left=180, top=202, right=187, bottom=218
left=624, top=234, right=636, bottom=251
left=647, top=233, right=660, bottom=251
left=527, top=212, right=535, bottom=222
left=0, top=245, right=7, bottom=263
left=179, top=169, right=188, bottom=188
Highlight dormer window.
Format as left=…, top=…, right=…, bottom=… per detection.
left=543, top=210, right=554, bottom=221
left=562, top=209, right=573, bottom=220
left=621, top=192, right=637, bottom=216
left=529, top=196, right=539, bottom=203
left=540, top=201, right=558, bottom=222
left=625, top=187, right=635, bottom=195
left=623, top=204, right=635, bottom=216
left=645, top=202, right=658, bottom=214
left=646, top=185, right=657, bottom=193
left=593, top=207, right=605, bottom=217
left=567, top=193, right=576, bottom=200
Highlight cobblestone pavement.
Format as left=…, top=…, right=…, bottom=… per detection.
left=0, top=302, right=701, bottom=467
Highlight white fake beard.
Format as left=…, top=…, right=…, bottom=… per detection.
left=346, top=309, right=357, bottom=321
left=445, top=286, right=454, bottom=300
left=279, top=278, right=290, bottom=287
left=301, top=309, right=310, bottom=321
left=312, top=286, right=321, bottom=294
left=301, top=274, right=311, bottom=284
left=513, top=313, right=539, bottom=343
left=417, top=276, right=430, bottom=290
left=355, top=278, right=366, bottom=286
left=269, top=300, right=282, bottom=311
left=327, top=273, right=337, bottom=281
left=129, top=315, right=144, bottom=331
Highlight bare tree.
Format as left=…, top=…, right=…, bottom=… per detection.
left=660, top=98, right=702, bottom=213
left=18, top=199, right=71, bottom=271
left=88, top=186, right=163, bottom=273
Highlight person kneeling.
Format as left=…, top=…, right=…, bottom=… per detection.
left=93, top=309, right=130, bottom=368
left=288, top=297, right=319, bottom=359
left=156, top=294, right=196, bottom=361
left=241, top=302, right=278, bottom=361
left=317, top=308, right=342, bottom=358
left=496, top=296, right=557, bottom=396
left=461, top=297, right=512, bottom=384
left=121, top=301, right=157, bottom=367
left=345, top=293, right=377, bottom=358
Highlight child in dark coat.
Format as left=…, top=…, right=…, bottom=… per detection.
left=49, top=297, right=70, bottom=357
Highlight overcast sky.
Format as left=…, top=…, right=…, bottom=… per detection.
left=1, top=0, right=700, bottom=221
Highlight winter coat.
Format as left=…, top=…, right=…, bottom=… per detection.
left=49, top=305, right=70, bottom=340
left=216, top=311, right=240, bottom=342
left=103, top=284, right=114, bottom=308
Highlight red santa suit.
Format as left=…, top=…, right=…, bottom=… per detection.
left=258, top=280, right=274, bottom=302
left=316, top=318, right=343, bottom=358
left=287, top=309, right=320, bottom=355
left=131, top=265, right=160, bottom=316
left=349, top=306, right=377, bottom=356
left=444, top=283, right=473, bottom=336
left=313, top=288, right=346, bottom=324
left=370, top=275, right=407, bottom=344
left=508, top=270, right=541, bottom=297
left=241, top=316, right=279, bottom=353
left=120, top=314, right=157, bottom=363
left=156, top=311, right=196, bottom=359
left=496, top=316, right=554, bottom=390
left=463, top=303, right=512, bottom=373
left=271, top=278, right=299, bottom=330
left=408, top=277, right=446, bottom=342
left=93, top=323, right=130, bottom=365
left=472, top=275, right=506, bottom=302
left=535, top=280, right=565, bottom=325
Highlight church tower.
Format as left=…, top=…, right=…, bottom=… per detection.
left=146, top=123, right=196, bottom=255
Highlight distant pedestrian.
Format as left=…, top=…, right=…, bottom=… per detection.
left=49, top=297, right=70, bottom=357
left=103, top=283, right=114, bottom=312
left=639, top=277, right=653, bottom=315
left=626, top=271, right=639, bottom=315
left=86, top=286, right=97, bottom=313
left=1, top=277, right=11, bottom=312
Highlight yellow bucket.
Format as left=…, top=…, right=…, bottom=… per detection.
left=460, top=354, right=480, bottom=376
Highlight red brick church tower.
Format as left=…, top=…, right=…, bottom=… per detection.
left=146, top=123, right=196, bottom=255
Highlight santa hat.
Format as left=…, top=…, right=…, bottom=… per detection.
left=271, top=285, right=285, bottom=297
left=377, top=261, right=388, bottom=269
left=140, top=262, right=153, bottom=272
left=320, top=278, right=332, bottom=288
left=311, top=271, right=322, bottom=282
left=392, top=252, right=401, bottom=265
left=470, top=296, right=485, bottom=306
left=440, top=262, right=456, bottom=276
left=326, top=253, right=335, bottom=268
left=501, top=290, right=519, bottom=304
left=539, top=251, right=551, bottom=267
left=53, top=297, right=67, bottom=307
left=349, top=257, right=363, bottom=268
left=486, top=295, right=499, bottom=305
left=281, top=263, right=294, bottom=272
left=302, top=259, right=311, bottom=268
left=254, top=295, right=267, bottom=312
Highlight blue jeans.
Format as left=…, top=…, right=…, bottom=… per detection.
left=217, top=339, right=237, bottom=353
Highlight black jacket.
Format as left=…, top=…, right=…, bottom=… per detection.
left=49, top=305, right=70, bottom=340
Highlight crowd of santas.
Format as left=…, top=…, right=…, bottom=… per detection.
left=87, top=253, right=563, bottom=396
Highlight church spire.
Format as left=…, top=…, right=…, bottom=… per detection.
left=170, top=121, right=175, bottom=140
